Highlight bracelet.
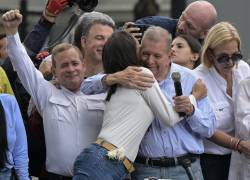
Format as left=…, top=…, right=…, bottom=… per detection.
left=235, top=139, right=243, bottom=152
left=234, top=139, right=240, bottom=151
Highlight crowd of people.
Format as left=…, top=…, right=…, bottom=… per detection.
left=1, top=0, right=250, bottom=180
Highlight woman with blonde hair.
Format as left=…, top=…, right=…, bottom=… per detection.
left=194, top=21, right=250, bottom=180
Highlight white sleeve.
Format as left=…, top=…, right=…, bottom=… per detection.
left=7, top=33, right=52, bottom=113
left=140, top=67, right=181, bottom=126
left=235, top=78, right=250, bottom=139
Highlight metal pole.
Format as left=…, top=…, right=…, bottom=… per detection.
left=20, top=0, right=28, bottom=41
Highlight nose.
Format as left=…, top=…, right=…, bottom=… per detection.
left=146, top=55, right=155, bottom=66
left=177, top=21, right=185, bottom=34
left=66, top=64, right=75, bottom=72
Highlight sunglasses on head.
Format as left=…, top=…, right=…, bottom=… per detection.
left=215, top=52, right=243, bottom=64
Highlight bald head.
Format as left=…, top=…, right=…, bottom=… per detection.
left=177, top=0, right=217, bottom=40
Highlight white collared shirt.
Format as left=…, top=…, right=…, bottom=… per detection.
left=7, top=33, right=106, bottom=176
left=195, top=62, right=250, bottom=154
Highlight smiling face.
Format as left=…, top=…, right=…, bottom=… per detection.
left=52, top=47, right=85, bottom=92
left=171, top=36, right=198, bottom=69
left=81, top=23, right=114, bottom=64
left=212, top=40, right=240, bottom=77
left=140, top=37, right=171, bottom=81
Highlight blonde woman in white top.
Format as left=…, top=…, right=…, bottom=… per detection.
left=73, top=31, right=184, bottom=180
left=195, top=21, right=250, bottom=180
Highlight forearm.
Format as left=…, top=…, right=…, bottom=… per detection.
left=23, top=15, right=54, bottom=58
left=81, top=73, right=108, bottom=94
left=209, top=130, right=241, bottom=151
left=186, top=97, right=216, bottom=138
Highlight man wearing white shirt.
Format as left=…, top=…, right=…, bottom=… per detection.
left=2, top=10, right=105, bottom=179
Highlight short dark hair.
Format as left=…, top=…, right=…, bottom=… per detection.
left=177, top=34, right=202, bottom=68
left=102, top=30, right=143, bottom=100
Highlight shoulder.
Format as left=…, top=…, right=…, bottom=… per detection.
left=135, top=16, right=177, bottom=34
left=0, top=94, right=16, bottom=103
left=238, top=60, right=250, bottom=70
left=239, top=76, right=250, bottom=88
left=0, top=67, right=6, bottom=74
left=140, top=67, right=153, bottom=75
left=172, top=63, right=196, bottom=79
left=0, top=94, right=17, bottom=110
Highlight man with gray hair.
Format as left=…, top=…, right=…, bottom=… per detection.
left=72, top=11, right=115, bottom=77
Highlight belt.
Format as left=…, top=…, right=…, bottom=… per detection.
left=135, top=154, right=199, bottom=168
left=95, top=138, right=135, bottom=173
left=46, top=171, right=72, bottom=180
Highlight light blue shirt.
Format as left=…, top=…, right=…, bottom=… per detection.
left=81, top=63, right=216, bottom=158
left=0, top=94, right=29, bottom=180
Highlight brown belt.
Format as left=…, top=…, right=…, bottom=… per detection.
left=95, top=138, right=135, bottom=173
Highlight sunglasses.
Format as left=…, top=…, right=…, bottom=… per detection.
left=215, top=52, right=243, bottom=64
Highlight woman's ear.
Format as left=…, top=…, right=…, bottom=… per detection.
left=191, top=53, right=199, bottom=61
left=207, top=48, right=214, bottom=60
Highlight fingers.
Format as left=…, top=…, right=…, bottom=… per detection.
left=123, top=22, right=142, bottom=43
left=173, top=96, right=193, bottom=114
left=2, top=9, right=20, bottom=21
left=126, top=66, right=142, bottom=72
left=118, top=67, right=155, bottom=90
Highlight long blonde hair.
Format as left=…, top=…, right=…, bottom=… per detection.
left=201, top=22, right=241, bottom=68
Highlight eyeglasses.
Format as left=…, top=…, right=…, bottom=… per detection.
left=215, top=52, right=243, bottom=64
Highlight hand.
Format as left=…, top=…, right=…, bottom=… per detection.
left=123, top=22, right=142, bottom=43
left=238, top=140, right=250, bottom=159
left=173, top=95, right=194, bottom=116
left=2, top=9, right=22, bottom=35
left=36, top=51, right=50, bottom=61
left=45, top=0, right=69, bottom=16
left=192, top=79, right=207, bottom=100
left=106, top=66, right=154, bottom=90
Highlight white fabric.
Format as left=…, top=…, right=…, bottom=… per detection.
left=194, top=62, right=250, bottom=155
left=99, top=67, right=182, bottom=161
left=229, top=77, right=250, bottom=180
left=7, top=33, right=105, bottom=176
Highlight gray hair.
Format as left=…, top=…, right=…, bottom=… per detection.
left=73, top=11, right=115, bottom=49
left=142, top=26, right=172, bottom=51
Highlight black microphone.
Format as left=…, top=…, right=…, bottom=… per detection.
left=171, top=72, right=186, bottom=117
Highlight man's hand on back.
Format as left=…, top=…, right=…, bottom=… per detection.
left=105, top=66, right=154, bottom=90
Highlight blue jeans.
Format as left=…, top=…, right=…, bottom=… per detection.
left=73, top=143, right=127, bottom=180
left=131, top=159, right=204, bottom=180
left=0, top=167, right=12, bottom=180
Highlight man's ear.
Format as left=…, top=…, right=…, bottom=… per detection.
left=81, top=36, right=87, bottom=49
left=51, top=66, right=56, bottom=78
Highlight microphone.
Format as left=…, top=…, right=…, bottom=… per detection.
left=171, top=72, right=186, bottom=117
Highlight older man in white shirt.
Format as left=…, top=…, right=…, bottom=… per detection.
left=2, top=10, right=105, bottom=179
